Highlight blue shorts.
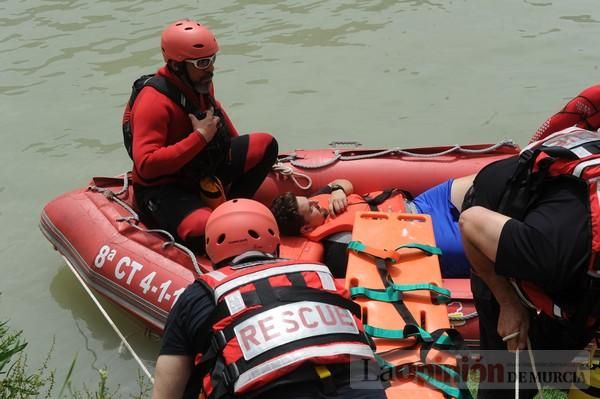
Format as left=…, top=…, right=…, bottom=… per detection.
left=413, top=179, right=470, bottom=277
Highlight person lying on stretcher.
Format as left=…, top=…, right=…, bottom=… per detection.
left=270, top=177, right=474, bottom=278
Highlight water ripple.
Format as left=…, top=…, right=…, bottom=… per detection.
left=560, top=15, right=600, bottom=24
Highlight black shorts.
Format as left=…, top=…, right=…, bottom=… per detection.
left=471, top=157, right=591, bottom=297
left=134, top=183, right=205, bottom=240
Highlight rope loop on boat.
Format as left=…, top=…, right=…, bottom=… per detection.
left=124, top=222, right=203, bottom=276
left=88, top=173, right=203, bottom=276
left=290, top=150, right=342, bottom=170
left=282, top=140, right=517, bottom=169
left=271, top=162, right=313, bottom=190
left=447, top=301, right=479, bottom=322
left=163, top=242, right=203, bottom=276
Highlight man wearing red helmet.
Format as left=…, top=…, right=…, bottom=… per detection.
left=124, top=20, right=278, bottom=253
left=151, top=199, right=386, bottom=399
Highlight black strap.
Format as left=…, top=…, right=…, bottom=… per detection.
left=372, top=257, right=424, bottom=337
left=138, top=75, right=197, bottom=116
left=418, top=328, right=466, bottom=364
left=286, top=272, right=307, bottom=287
left=497, top=149, right=537, bottom=219
left=363, top=188, right=402, bottom=211
left=207, top=357, right=235, bottom=399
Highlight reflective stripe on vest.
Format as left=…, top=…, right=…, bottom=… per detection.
left=234, top=301, right=359, bottom=360
left=234, top=342, right=374, bottom=393
left=213, top=263, right=335, bottom=302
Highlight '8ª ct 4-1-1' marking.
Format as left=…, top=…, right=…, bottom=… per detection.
left=94, top=245, right=186, bottom=308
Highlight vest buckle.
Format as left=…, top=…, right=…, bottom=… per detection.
left=223, top=363, right=240, bottom=387
left=314, top=365, right=336, bottom=394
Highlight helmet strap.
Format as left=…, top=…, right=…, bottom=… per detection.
left=168, top=61, right=194, bottom=87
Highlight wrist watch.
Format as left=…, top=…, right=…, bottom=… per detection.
left=329, top=184, right=345, bottom=194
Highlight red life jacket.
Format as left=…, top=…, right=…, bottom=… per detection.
left=195, top=257, right=374, bottom=399
left=501, top=127, right=600, bottom=321
left=305, top=190, right=410, bottom=241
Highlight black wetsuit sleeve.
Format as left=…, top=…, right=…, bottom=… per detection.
left=160, top=281, right=215, bottom=356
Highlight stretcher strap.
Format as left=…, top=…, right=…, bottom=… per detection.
left=364, top=324, right=432, bottom=341
left=347, top=241, right=442, bottom=262
left=347, top=241, right=402, bottom=262
left=350, top=286, right=402, bottom=302
left=395, top=242, right=443, bottom=256
left=374, top=355, right=473, bottom=399
left=350, top=283, right=451, bottom=304
left=369, top=257, right=427, bottom=341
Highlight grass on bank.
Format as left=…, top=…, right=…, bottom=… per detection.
left=468, top=370, right=568, bottom=399
left=0, top=320, right=151, bottom=399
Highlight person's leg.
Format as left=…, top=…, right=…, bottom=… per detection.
left=218, top=133, right=278, bottom=198
left=450, top=174, right=476, bottom=211
left=134, top=183, right=211, bottom=253
left=413, top=179, right=471, bottom=277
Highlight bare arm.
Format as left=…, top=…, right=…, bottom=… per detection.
left=328, top=179, right=353, bottom=195
left=459, top=206, right=529, bottom=351
left=151, top=355, right=193, bottom=399
left=326, top=179, right=353, bottom=215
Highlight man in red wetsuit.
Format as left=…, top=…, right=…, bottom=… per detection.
left=124, top=19, right=278, bottom=252
left=531, top=84, right=600, bottom=142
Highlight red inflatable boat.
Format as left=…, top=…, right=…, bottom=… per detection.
left=40, top=141, right=519, bottom=347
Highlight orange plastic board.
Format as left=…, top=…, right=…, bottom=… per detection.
left=346, top=211, right=456, bottom=397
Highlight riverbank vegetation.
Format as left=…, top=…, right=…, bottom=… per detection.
left=0, top=320, right=151, bottom=399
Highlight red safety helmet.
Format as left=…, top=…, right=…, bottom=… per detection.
left=160, top=19, right=219, bottom=62
left=205, top=199, right=280, bottom=264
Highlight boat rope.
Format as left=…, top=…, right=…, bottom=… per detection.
left=291, top=152, right=341, bottom=169
left=528, top=337, right=544, bottom=398
left=514, top=338, right=544, bottom=399
left=515, top=347, right=521, bottom=399
left=284, top=140, right=516, bottom=170
left=88, top=174, right=139, bottom=221
left=271, top=162, right=313, bottom=190
left=122, top=221, right=203, bottom=276
left=63, top=256, right=154, bottom=384
left=447, top=301, right=479, bottom=322
left=88, top=174, right=203, bottom=276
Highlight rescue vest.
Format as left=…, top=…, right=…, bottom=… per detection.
left=499, top=126, right=600, bottom=322
left=122, top=74, right=230, bottom=178
left=305, top=190, right=410, bottom=242
left=195, top=257, right=374, bottom=399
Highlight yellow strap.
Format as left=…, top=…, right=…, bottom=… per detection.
left=314, top=365, right=332, bottom=379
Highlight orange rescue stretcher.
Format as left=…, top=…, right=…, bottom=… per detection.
left=345, top=211, right=471, bottom=399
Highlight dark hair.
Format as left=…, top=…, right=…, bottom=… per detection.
left=270, top=192, right=305, bottom=236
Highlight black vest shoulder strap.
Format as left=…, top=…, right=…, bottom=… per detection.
left=130, top=74, right=199, bottom=116
left=123, top=73, right=206, bottom=160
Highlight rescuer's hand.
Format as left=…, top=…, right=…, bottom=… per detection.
left=498, top=299, right=530, bottom=352
left=190, top=108, right=219, bottom=143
